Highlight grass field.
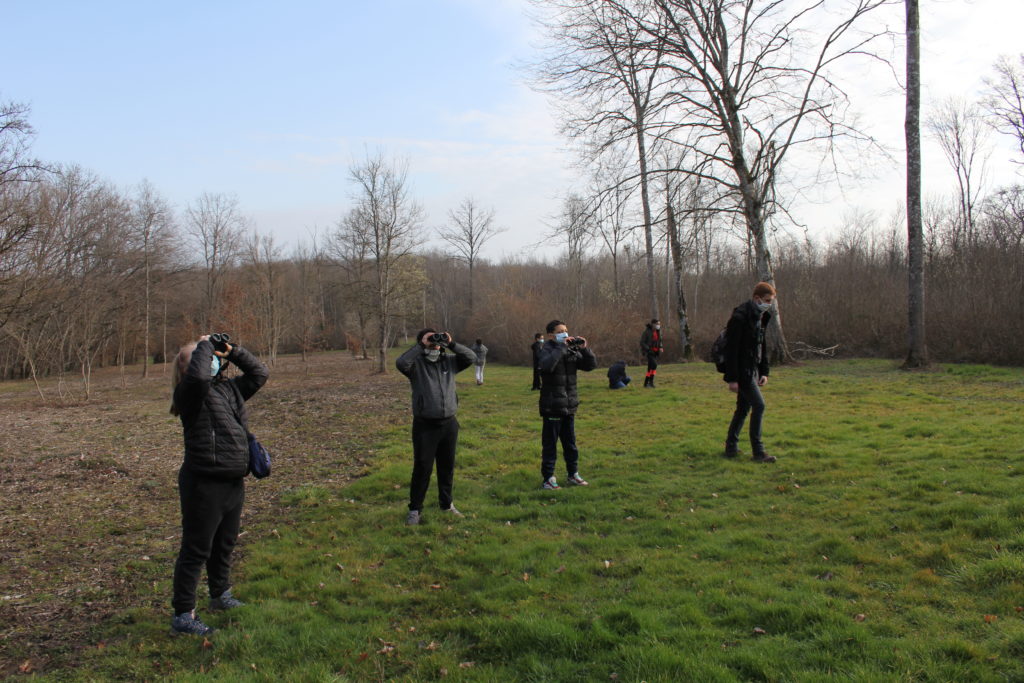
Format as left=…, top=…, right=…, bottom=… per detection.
left=4, top=354, right=1024, bottom=681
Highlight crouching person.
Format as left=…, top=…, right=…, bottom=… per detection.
left=397, top=329, right=476, bottom=525
left=169, top=334, right=269, bottom=636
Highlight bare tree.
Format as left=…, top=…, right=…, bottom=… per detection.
left=982, top=54, right=1024, bottom=164
left=185, top=192, right=244, bottom=330
left=346, top=153, right=424, bottom=373
left=557, top=193, right=593, bottom=313
left=629, top=0, right=893, bottom=361
left=243, top=231, right=285, bottom=364
left=903, top=0, right=927, bottom=368
left=438, top=197, right=503, bottom=316
left=926, top=97, right=990, bottom=247
left=0, top=100, right=46, bottom=328
left=532, top=0, right=672, bottom=319
left=130, top=180, right=175, bottom=378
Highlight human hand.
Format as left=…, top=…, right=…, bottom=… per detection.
left=758, top=376, right=768, bottom=387
left=728, top=382, right=739, bottom=393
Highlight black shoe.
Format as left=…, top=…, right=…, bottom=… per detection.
left=751, top=452, right=777, bottom=463
left=723, top=444, right=741, bottom=458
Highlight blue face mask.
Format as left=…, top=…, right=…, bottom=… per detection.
left=555, top=332, right=569, bottom=343
left=210, top=356, right=222, bottom=376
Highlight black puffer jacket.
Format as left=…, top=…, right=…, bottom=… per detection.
left=173, top=341, right=269, bottom=479
left=723, top=300, right=771, bottom=385
left=538, top=340, right=597, bottom=417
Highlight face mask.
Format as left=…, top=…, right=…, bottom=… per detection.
left=210, top=356, right=222, bottom=376
left=555, top=332, right=569, bottom=343
left=754, top=299, right=772, bottom=312
left=654, top=325, right=661, bottom=330
left=425, top=349, right=441, bottom=362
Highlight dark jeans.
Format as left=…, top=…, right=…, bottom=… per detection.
left=610, top=376, right=632, bottom=389
left=726, top=378, right=766, bottom=454
left=532, top=366, right=541, bottom=390
left=541, top=415, right=579, bottom=480
left=172, top=467, right=244, bottom=614
left=409, top=416, right=459, bottom=511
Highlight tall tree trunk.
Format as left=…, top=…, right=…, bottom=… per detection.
left=666, top=203, right=693, bottom=360
left=904, top=0, right=928, bottom=368
left=635, top=125, right=659, bottom=319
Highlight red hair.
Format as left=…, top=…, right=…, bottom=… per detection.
left=753, top=281, right=776, bottom=298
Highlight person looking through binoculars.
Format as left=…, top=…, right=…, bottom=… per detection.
left=396, top=328, right=477, bottom=525
left=168, top=332, right=269, bottom=636
left=537, top=319, right=597, bottom=490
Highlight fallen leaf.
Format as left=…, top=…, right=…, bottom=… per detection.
left=440, top=668, right=448, bottom=677
left=752, top=627, right=767, bottom=636
left=817, top=571, right=834, bottom=581
left=793, top=483, right=801, bottom=489
left=459, top=661, right=476, bottom=669
left=202, top=637, right=213, bottom=649
left=554, top=565, right=566, bottom=574
left=604, top=560, right=612, bottom=568
left=430, top=583, right=442, bottom=590
left=426, top=641, right=440, bottom=650
left=97, top=641, right=106, bottom=650
left=522, top=573, right=530, bottom=582
left=984, top=614, right=998, bottom=623
left=854, top=614, right=867, bottom=622
left=19, top=661, right=33, bottom=674
left=357, top=652, right=369, bottom=662
left=711, top=493, right=719, bottom=498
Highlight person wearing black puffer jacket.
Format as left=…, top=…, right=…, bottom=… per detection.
left=538, top=319, right=597, bottom=490
left=723, top=282, right=777, bottom=463
left=168, top=335, right=268, bottom=636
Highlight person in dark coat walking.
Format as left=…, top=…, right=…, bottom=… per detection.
left=538, top=319, right=597, bottom=489
left=639, top=319, right=663, bottom=388
left=530, top=332, right=544, bottom=390
left=396, top=328, right=477, bottom=525
left=723, top=282, right=777, bottom=463
left=169, top=334, right=269, bottom=636
left=607, top=360, right=631, bottom=389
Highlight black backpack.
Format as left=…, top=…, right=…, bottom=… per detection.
left=711, top=328, right=728, bottom=373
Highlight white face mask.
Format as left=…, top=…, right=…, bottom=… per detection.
left=210, top=356, right=222, bottom=376
left=555, top=332, right=569, bottom=343
left=425, top=349, right=441, bottom=362
left=654, top=325, right=661, bottom=330
left=754, top=299, right=772, bottom=312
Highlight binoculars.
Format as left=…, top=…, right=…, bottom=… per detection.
left=428, top=332, right=448, bottom=345
left=210, top=332, right=231, bottom=353
left=567, top=337, right=586, bottom=348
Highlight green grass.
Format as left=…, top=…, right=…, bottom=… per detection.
left=72, top=359, right=1024, bottom=681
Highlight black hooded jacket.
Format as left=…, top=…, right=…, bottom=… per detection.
left=723, top=300, right=771, bottom=385
left=538, top=340, right=597, bottom=417
left=173, top=340, right=269, bottom=479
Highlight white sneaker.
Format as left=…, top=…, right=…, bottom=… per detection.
left=444, top=505, right=464, bottom=517
left=567, top=473, right=589, bottom=486
left=542, top=476, right=560, bottom=490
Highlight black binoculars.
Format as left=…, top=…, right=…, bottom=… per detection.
left=567, top=337, right=586, bottom=348
left=210, top=332, right=231, bottom=352
left=428, top=332, right=448, bottom=345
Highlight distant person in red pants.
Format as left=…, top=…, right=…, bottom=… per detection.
left=639, top=319, right=663, bottom=388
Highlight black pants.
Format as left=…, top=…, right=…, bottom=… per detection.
left=532, top=365, right=542, bottom=390
left=645, top=353, right=659, bottom=382
left=541, top=415, right=579, bottom=480
left=409, top=417, right=459, bottom=511
left=172, top=467, right=244, bottom=614
left=726, top=378, right=766, bottom=454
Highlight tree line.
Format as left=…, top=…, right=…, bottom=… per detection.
left=1, top=45, right=1022, bottom=400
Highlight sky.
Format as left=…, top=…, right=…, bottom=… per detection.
left=5, top=0, right=1024, bottom=260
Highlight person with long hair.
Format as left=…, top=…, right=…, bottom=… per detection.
left=168, top=334, right=268, bottom=635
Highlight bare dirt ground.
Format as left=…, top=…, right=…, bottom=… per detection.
left=0, top=351, right=408, bottom=678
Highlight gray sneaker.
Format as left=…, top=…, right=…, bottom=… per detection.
left=209, top=590, right=244, bottom=611
left=170, top=610, right=214, bottom=637
left=444, top=505, right=464, bottom=517
left=406, top=509, right=421, bottom=525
